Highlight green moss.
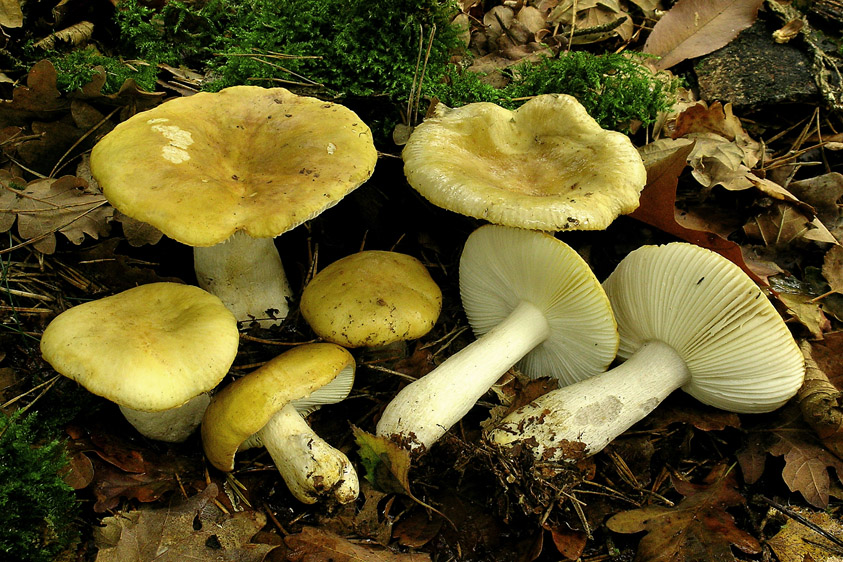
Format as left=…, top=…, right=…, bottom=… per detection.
left=111, top=0, right=462, bottom=98
left=48, top=46, right=158, bottom=93
left=0, top=409, right=79, bottom=562
left=431, top=51, right=678, bottom=132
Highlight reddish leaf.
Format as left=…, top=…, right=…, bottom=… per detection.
left=632, top=139, right=768, bottom=284
left=285, top=526, right=430, bottom=561
left=543, top=523, right=587, bottom=560
left=607, top=463, right=761, bottom=561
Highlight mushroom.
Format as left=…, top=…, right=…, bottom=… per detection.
left=201, top=343, right=359, bottom=504
left=90, top=86, right=378, bottom=327
left=300, top=250, right=442, bottom=348
left=375, top=224, right=618, bottom=452
left=40, top=283, right=239, bottom=442
left=402, top=94, right=646, bottom=231
left=487, top=242, right=806, bottom=460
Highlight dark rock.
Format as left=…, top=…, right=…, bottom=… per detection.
left=694, top=18, right=819, bottom=110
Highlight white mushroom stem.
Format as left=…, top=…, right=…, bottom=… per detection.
left=194, top=232, right=292, bottom=328
left=376, top=300, right=550, bottom=451
left=256, top=403, right=359, bottom=505
left=119, top=393, right=211, bottom=443
left=488, top=340, right=690, bottom=460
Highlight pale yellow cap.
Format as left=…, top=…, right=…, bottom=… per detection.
left=40, top=282, right=239, bottom=411
left=402, top=94, right=646, bottom=231
left=201, top=343, right=355, bottom=472
left=300, top=251, right=442, bottom=347
left=91, top=86, right=378, bottom=246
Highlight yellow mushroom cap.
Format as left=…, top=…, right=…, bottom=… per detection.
left=300, top=250, right=442, bottom=347
left=201, top=343, right=356, bottom=472
left=39, top=283, right=239, bottom=412
left=402, top=94, right=646, bottom=231
left=90, top=86, right=378, bottom=247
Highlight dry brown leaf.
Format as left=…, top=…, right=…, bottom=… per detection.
left=548, top=0, right=633, bottom=43
left=633, top=138, right=770, bottom=283
left=776, top=292, right=832, bottom=340
left=744, top=202, right=838, bottom=248
left=739, top=406, right=843, bottom=508
left=788, top=173, right=843, bottom=230
left=606, top=463, right=761, bottom=561
left=33, top=21, right=94, bottom=50
left=797, top=341, right=843, bottom=461
left=285, top=526, right=430, bottom=562
left=1, top=175, right=112, bottom=254
left=823, top=245, right=843, bottom=293
left=94, top=484, right=275, bottom=562
left=0, top=0, right=22, bottom=28
left=768, top=506, right=843, bottom=562
left=642, top=0, right=765, bottom=71
left=671, top=101, right=763, bottom=166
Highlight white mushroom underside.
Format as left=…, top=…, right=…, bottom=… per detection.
left=194, top=232, right=292, bottom=328
left=256, top=403, right=358, bottom=505
left=119, top=392, right=211, bottom=443
left=376, top=299, right=551, bottom=450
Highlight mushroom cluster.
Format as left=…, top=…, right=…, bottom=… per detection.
left=487, top=242, right=806, bottom=460
left=376, top=224, right=618, bottom=452
left=91, top=85, right=378, bottom=327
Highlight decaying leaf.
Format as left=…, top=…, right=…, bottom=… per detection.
left=767, top=505, right=843, bottom=562
left=353, top=426, right=415, bottom=497
left=66, top=426, right=194, bottom=512
left=744, top=202, right=838, bottom=247
left=606, top=463, right=761, bottom=561
left=823, top=245, right=843, bottom=294
left=94, top=484, right=275, bottom=562
left=0, top=0, right=23, bottom=28
left=775, top=291, right=832, bottom=340
left=548, top=0, right=633, bottom=43
left=632, top=137, right=770, bottom=283
left=797, top=341, right=843, bottom=461
left=0, top=174, right=112, bottom=253
left=738, top=406, right=843, bottom=508
left=33, top=21, right=95, bottom=50
left=642, top=0, right=765, bottom=71
left=285, top=526, right=430, bottom=562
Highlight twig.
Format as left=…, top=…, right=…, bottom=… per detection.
left=758, top=495, right=843, bottom=551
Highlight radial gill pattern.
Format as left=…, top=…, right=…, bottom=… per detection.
left=602, top=243, right=804, bottom=413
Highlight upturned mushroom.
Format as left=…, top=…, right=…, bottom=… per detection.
left=300, top=250, right=442, bottom=348
left=201, top=343, right=359, bottom=504
left=375, top=224, right=618, bottom=452
left=40, top=283, right=239, bottom=442
left=91, top=86, right=378, bottom=327
left=402, top=94, right=646, bottom=231
left=487, top=242, right=806, bottom=460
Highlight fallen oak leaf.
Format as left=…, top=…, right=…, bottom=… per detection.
left=738, top=405, right=843, bottom=508
left=1, top=174, right=112, bottom=254
left=285, top=526, right=430, bottom=561
left=94, top=483, right=276, bottom=562
left=642, top=0, right=765, bottom=71
left=606, top=463, right=761, bottom=561
left=767, top=505, right=843, bottom=562
left=633, top=138, right=770, bottom=283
